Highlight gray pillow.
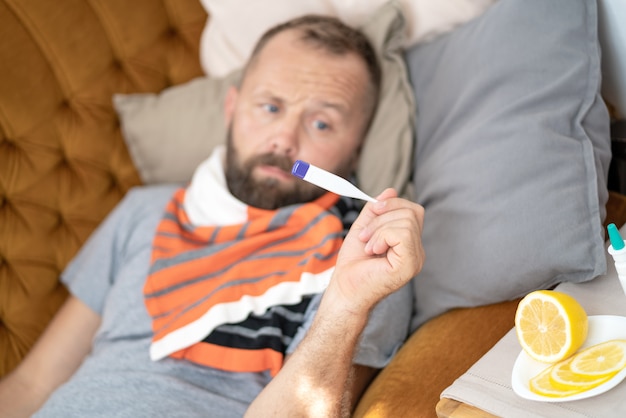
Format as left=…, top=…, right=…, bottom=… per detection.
left=406, top=0, right=612, bottom=330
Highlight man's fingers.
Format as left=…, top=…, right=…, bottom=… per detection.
left=364, top=216, right=415, bottom=255
left=354, top=188, right=397, bottom=240
left=359, top=194, right=425, bottom=280
left=374, top=188, right=398, bottom=202
left=359, top=198, right=425, bottom=245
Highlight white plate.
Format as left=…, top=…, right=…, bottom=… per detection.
left=512, top=315, right=626, bottom=402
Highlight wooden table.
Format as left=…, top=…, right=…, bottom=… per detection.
left=436, top=398, right=499, bottom=418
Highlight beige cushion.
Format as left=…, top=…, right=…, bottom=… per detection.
left=114, top=1, right=415, bottom=198
left=113, top=70, right=240, bottom=184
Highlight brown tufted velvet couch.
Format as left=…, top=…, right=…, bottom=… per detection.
left=1, top=1, right=625, bottom=416
left=0, top=0, right=205, bottom=371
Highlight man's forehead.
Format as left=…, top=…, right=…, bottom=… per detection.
left=245, top=31, right=366, bottom=82
left=240, top=28, right=372, bottom=115
left=250, top=28, right=366, bottom=73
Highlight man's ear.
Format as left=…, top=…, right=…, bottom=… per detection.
left=223, top=86, right=238, bottom=126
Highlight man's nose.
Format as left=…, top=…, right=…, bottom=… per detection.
left=270, top=115, right=299, bottom=156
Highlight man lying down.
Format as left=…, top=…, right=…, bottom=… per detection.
left=0, top=14, right=425, bottom=418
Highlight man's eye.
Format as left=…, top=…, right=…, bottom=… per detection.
left=263, top=104, right=279, bottom=113
left=313, top=120, right=329, bottom=131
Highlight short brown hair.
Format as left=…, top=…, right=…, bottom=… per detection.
left=245, top=15, right=381, bottom=114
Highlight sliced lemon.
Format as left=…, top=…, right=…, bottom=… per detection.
left=515, top=290, right=588, bottom=363
left=529, top=364, right=582, bottom=398
left=569, top=339, right=626, bottom=377
left=549, top=356, right=616, bottom=391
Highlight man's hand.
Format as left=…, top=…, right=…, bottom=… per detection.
left=246, top=189, right=424, bottom=417
left=331, top=188, right=425, bottom=314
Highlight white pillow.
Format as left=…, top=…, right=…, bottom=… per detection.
left=199, top=0, right=497, bottom=77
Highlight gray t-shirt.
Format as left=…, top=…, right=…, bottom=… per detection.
left=35, top=185, right=412, bottom=417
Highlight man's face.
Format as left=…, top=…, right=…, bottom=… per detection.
left=223, top=29, right=373, bottom=210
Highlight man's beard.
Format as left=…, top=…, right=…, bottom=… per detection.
left=224, top=132, right=325, bottom=210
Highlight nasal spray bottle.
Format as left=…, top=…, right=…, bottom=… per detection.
left=607, top=223, right=626, bottom=295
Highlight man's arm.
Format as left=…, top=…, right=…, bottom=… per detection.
left=0, top=295, right=101, bottom=417
left=246, top=188, right=425, bottom=417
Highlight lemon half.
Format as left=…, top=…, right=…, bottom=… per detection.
left=515, top=290, right=588, bottom=363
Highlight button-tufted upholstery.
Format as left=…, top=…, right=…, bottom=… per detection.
left=0, top=0, right=207, bottom=376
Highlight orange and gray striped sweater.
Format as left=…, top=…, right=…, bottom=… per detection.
left=143, top=150, right=356, bottom=376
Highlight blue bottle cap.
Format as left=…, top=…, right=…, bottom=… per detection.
left=608, top=223, right=625, bottom=251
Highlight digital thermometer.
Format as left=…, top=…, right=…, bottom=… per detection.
left=291, top=160, right=377, bottom=203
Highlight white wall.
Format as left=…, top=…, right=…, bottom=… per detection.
left=598, top=0, right=626, bottom=119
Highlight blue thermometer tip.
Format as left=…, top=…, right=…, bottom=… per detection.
left=608, top=223, right=625, bottom=251
left=291, top=160, right=309, bottom=179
